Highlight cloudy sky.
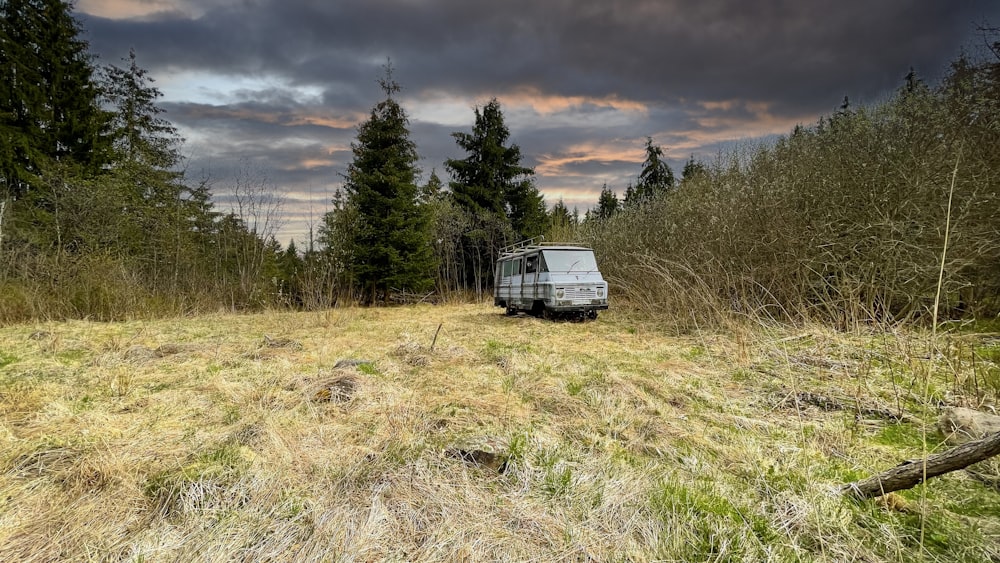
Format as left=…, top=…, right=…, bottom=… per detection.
left=75, top=0, right=999, bottom=246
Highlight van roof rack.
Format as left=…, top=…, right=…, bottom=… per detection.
left=500, top=236, right=543, bottom=256
left=499, top=236, right=589, bottom=258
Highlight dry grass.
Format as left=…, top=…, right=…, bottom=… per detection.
left=0, top=304, right=998, bottom=561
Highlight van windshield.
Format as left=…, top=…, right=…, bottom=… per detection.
left=542, top=249, right=598, bottom=273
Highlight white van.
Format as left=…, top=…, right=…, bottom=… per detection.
left=494, top=238, right=609, bottom=319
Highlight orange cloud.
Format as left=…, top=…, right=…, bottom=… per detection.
left=504, top=87, right=649, bottom=115
left=76, top=0, right=191, bottom=19
left=667, top=102, right=810, bottom=154
left=292, top=158, right=336, bottom=170
left=535, top=139, right=645, bottom=177
left=181, top=104, right=362, bottom=130
left=287, top=114, right=365, bottom=129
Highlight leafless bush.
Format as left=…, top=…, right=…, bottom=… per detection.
left=584, top=61, right=1000, bottom=329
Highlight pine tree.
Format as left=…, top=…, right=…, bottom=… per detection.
left=420, top=168, right=445, bottom=203
left=99, top=48, right=191, bottom=285
left=275, top=240, right=305, bottom=306
left=681, top=155, right=706, bottom=183
left=622, top=182, right=637, bottom=208
left=446, top=98, right=546, bottom=241
left=550, top=198, right=571, bottom=229
left=1, top=0, right=112, bottom=262
left=635, top=137, right=674, bottom=203
left=445, top=98, right=545, bottom=294
left=596, top=183, right=619, bottom=219
left=0, top=2, right=41, bottom=198
left=547, top=197, right=575, bottom=240
left=101, top=48, right=180, bottom=170
left=335, top=67, right=435, bottom=303
left=1, top=0, right=110, bottom=198
left=447, top=98, right=525, bottom=216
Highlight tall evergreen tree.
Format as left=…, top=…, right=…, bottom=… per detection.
left=1, top=0, right=112, bottom=264
left=332, top=67, right=435, bottom=303
left=101, top=48, right=180, bottom=170
left=446, top=98, right=546, bottom=241
left=596, top=183, right=619, bottom=219
left=635, top=137, right=674, bottom=202
left=0, top=0, right=109, bottom=201
left=622, top=182, right=637, bottom=208
left=99, top=48, right=190, bottom=280
left=550, top=198, right=571, bottom=229
left=0, top=2, right=41, bottom=198
left=444, top=98, right=546, bottom=294
left=681, top=155, right=706, bottom=183
left=420, top=168, right=445, bottom=203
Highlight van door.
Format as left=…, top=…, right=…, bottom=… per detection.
left=511, top=258, right=523, bottom=306
left=498, top=258, right=514, bottom=305
left=523, top=253, right=539, bottom=300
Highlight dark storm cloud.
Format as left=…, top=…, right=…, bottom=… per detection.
left=83, top=0, right=997, bottom=111
left=76, top=0, right=1000, bottom=244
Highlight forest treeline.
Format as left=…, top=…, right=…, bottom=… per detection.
left=2, top=1, right=998, bottom=326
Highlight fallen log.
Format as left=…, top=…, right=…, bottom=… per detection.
left=842, top=430, right=1000, bottom=499
left=782, top=391, right=916, bottom=423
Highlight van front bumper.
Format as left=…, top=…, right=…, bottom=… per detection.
left=548, top=300, right=609, bottom=311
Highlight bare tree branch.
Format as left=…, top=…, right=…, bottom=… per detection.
left=842, top=431, right=1000, bottom=499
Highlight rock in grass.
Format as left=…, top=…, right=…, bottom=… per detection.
left=312, top=376, right=358, bottom=403
left=333, top=358, right=374, bottom=369
left=263, top=335, right=302, bottom=349
left=939, top=407, right=1000, bottom=445
left=446, top=448, right=509, bottom=474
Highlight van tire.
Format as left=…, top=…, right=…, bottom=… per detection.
left=530, top=301, right=545, bottom=318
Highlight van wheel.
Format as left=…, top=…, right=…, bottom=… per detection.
left=505, top=306, right=517, bottom=316
left=530, top=301, right=545, bottom=318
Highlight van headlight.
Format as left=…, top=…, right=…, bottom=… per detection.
left=597, top=287, right=605, bottom=298
left=555, top=288, right=565, bottom=299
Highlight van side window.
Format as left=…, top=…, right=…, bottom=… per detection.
left=525, top=255, right=537, bottom=274
left=502, top=260, right=513, bottom=278
left=513, top=259, right=522, bottom=276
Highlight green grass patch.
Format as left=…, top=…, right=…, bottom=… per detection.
left=649, top=479, right=778, bottom=560
left=681, top=346, right=706, bottom=361
left=0, top=351, right=17, bottom=369
left=484, top=338, right=532, bottom=364
left=143, top=441, right=253, bottom=517
left=55, top=349, right=87, bottom=364
left=565, top=378, right=585, bottom=396
left=872, top=423, right=924, bottom=450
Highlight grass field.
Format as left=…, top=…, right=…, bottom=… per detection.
left=1, top=303, right=999, bottom=562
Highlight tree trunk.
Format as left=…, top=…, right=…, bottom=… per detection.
left=0, top=199, right=6, bottom=254
left=842, top=431, right=1000, bottom=499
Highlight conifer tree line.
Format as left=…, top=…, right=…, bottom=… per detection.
left=316, top=91, right=553, bottom=304
left=0, top=0, right=293, bottom=320
left=0, top=1, right=716, bottom=317
left=0, top=3, right=564, bottom=316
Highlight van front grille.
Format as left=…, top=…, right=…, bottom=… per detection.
left=563, top=287, right=597, bottom=300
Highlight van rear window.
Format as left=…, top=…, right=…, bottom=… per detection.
left=502, top=260, right=514, bottom=277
